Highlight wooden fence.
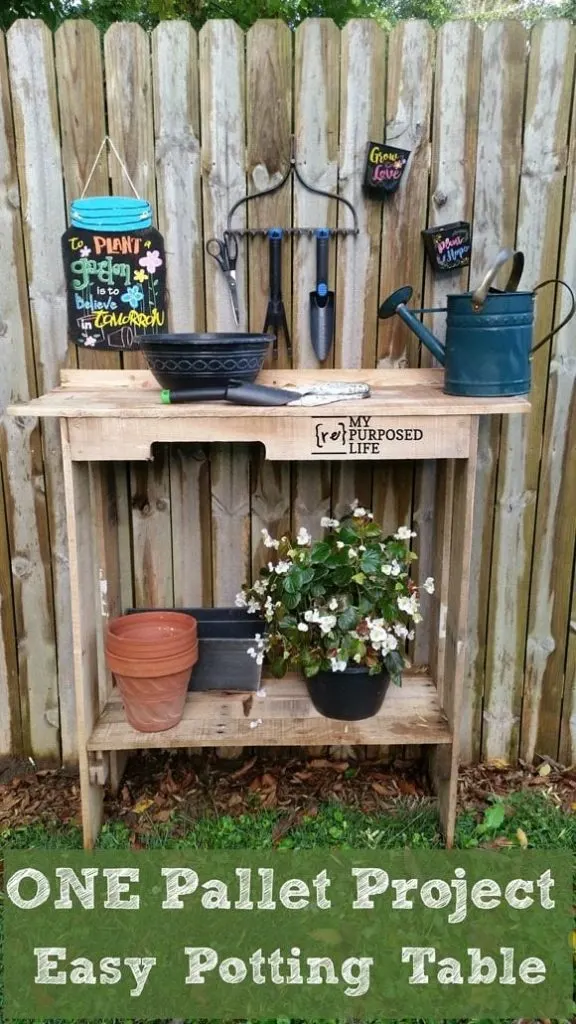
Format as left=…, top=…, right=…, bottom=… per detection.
left=0, top=16, right=575, bottom=767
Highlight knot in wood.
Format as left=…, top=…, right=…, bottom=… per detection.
left=433, top=188, right=447, bottom=207
left=155, top=498, right=169, bottom=512
left=7, top=185, right=20, bottom=209
left=12, top=555, right=33, bottom=580
left=0, top=320, right=8, bottom=337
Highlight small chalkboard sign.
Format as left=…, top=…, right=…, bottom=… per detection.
left=62, top=226, right=167, bottom=349
left=422, top=221, right=472, bottom=273
left=363, top=142, right=410, bottom=197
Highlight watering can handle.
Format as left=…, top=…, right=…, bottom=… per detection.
left=471, top=249, right=524, bottom=309
left=530, top=279, right=576, bottom=354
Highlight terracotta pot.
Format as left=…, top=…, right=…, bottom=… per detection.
left=112, top=668, right=192, bottom=732
left=106, top=632, right=197, bottom=659
left=106, top=612, right=197, bottom=658
left=105, top=644, right=198, bottom=678
left=105, top=643, right=198, bottom=733
left=107, top=611, right=196, bottom=643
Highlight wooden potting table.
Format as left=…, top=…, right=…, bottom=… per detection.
left=9, top=367, right=529, bottom=848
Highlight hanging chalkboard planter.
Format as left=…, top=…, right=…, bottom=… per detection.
left=422, top=221, right=472, bottom=273
left=61, top=138, right=167, bottom=351
left=363, top=141, right=410, bottom=197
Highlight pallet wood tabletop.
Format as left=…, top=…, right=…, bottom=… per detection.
left=8, top=368, right=531, bottom=419
left=87, top=672, right=451, bottom=751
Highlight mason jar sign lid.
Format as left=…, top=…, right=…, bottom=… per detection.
left=70, top=196, right=153, bottom=231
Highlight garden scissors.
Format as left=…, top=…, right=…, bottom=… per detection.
left=206, top=232, right=240, bottom=326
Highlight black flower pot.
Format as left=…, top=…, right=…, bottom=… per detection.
left=306, top=664, right=391, bottom=721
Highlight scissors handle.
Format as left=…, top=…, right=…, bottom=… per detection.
left=223, top=230, right=238, bottom=266
left=206, top=237, right=225, bottom=262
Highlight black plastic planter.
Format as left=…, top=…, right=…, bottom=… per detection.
left=306, top=664, right=391, bottom=721
left=363, top=142, right=410, bottom=197
left=422, top=221, right=472, bottom=272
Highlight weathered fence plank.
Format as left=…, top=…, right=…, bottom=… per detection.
left=522, top=31, right=576, bottom=761
left=7, top=19, right=74, bottom=759
left=246, top=21, right=292, bottom=576
left=152, top=21, right=211, bottom=608
left=484, top=20, right=574, bottom=761
left=460, top=20, right=527, bottom=762
left=104, top=23, right=174, bottom=610
left=414, top=20, right=481, bottom=667
left=199, top=21, right=251, bottom=605
left=55, top=20, right=115, bottom=372
left=560, top=567, right=576, bottom=765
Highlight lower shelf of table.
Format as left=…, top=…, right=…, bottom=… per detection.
left=87, top=672, right=451, bottom=751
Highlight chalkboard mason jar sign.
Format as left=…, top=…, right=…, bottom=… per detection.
left=363, top=141, right=410, bottom=197
left=62, top=197, right=167, bottom=350
left=422, top=221, right=472, bottom=273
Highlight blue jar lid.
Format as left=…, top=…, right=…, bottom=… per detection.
left=70, top=195, right=153, bottom=230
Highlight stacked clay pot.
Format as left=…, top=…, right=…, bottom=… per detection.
left=105, top=612, right=198, bottom=732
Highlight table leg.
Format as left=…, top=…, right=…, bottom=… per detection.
left=61, top=423, right=104, bottom=848
left=429, top=418, right=479, bottom=846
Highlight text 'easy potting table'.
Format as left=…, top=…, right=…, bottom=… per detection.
left=9, top=367, right=530, bottom=848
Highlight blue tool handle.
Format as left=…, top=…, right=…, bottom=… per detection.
left=316, top=228, right=330, bottom=298
left=269, top=228, right=283, bottom=301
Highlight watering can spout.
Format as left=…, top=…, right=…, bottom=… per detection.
left=378, top=286, right=446, bottom=366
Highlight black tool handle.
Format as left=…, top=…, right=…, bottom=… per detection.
left=269, top=228, right=283, bottom=301
left=161, top=387, right=227, bottom=404
left=316, top=228, right=330, bottom=289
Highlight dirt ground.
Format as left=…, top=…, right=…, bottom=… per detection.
left=0, top=747, right=574, bottom=837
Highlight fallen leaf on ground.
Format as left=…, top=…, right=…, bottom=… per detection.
left=538, top=762, right=551, bottom=777
left=371, top=782, right=390, bottom=796
left=487, top=758, right=509, bottom=769
left=516, top=827, right=528, bottom=848
left=132, top=797, right=155, bottom=814
left=229, top=757, right=257, bottom=780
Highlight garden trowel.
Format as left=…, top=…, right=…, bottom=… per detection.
left=309, top=228, right=335, bottom=362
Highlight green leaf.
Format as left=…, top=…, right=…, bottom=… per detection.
left=310, top=542, right=331, bottom=563
left=479, top=800, right=506, bottom=834
left=311, top=584, right=326, bottom=598
left=360, top=549, right=381, bottom=574
left=337, top=526, right=360, bottom=544
left=337, top=606, right=358, bottom=631
left=350, top=572, right=366, bottom=585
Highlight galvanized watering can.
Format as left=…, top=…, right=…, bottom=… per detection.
left=378, top=249, right=575, bottom=397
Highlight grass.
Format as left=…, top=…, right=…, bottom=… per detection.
left=0, top=789, right=574, bottom=1024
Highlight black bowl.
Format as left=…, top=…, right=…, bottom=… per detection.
left=139, top=333, right=273, bottom=389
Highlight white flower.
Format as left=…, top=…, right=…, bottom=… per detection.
left=407, top=629, right=415, bottom=640
left=359, top=544, right=366, bottom=552
left=235, top=592, right=247, bottom=608
left=253, top=578, right=268, bottom=596
left=369, top=623, right=388, bottom=644
left=328, top=597, right=339, bottom=611
left=397, top=594, right=419, bottom=616
left=350, top=499, right=359, bottom=510
left=264, top=595, right=275, bottom=621
left=390, top=560, right=401, bottom=577
left=336, top=540, right=345, bottom=549
left=249, top=718, right=263, bottom=729
left=381, top=563, right=392, bottom=575
left=304, top=609, right=316, bottom=622
left=247, top=646, right=257, bottom=659
left=318, top=614, right=337, bottom=635
left=261, top=527, right=280, bottom=549
left=395, top=526, right=416, bottom=540
left=394, top=624, right=409, bottom=639
left=352, top=506, right=367, bottom=518
left=348, top=548, right=358, bottom=559
left=413, top=611, right=423, bottom=624
left=330, top=657, right=348, bottom=672
left=320, top=516, right=340, bottom=529
left=247, top=598, right=261, bottom=614
left=297, top=622, right=309, bottom=632
left=296, top=527, right=311, bottom=546
left=275, top=560, right=291, bottom=574
left=423, top=577, right=435, bottom=595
